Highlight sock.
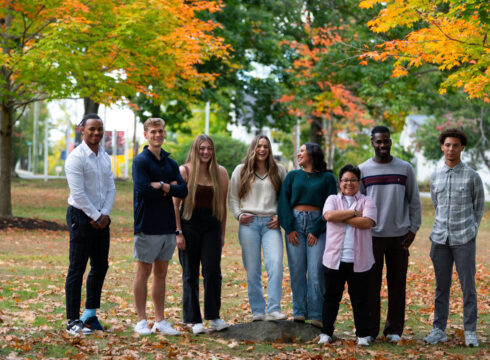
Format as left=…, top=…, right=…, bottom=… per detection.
left=80, top=308, right=96, bottom=322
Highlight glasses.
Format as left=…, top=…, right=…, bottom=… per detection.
left=340, top=179, right=359, bottom=184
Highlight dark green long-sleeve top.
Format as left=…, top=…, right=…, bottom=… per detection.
left=278, top=169, right=337, bottom=237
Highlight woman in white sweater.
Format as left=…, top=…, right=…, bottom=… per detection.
left=228, top=135, right=287, bottom=321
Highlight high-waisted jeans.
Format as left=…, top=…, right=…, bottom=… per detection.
left=285, top=209, right=326, bottom=321
left=239, top=216, right=284, bottom=315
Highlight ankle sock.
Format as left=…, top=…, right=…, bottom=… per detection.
left=80, top=309, right=96, bottom=323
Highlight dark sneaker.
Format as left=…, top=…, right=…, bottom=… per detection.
left=84, top=316, right=104, bottom=331
left=67, top=319, right=93, bottom=335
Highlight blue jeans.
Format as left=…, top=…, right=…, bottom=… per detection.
left=285, top=209, right=326, bottom=320
left=239, top=216, right=284, bottom=315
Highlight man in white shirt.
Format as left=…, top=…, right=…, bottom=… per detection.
left=64, top=113, right=116, bottom=335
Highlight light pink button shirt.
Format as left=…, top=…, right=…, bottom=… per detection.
left=322, top=191, right=377, bottom=272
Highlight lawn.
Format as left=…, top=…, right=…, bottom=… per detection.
left=0, top=178, right=488, bottom=359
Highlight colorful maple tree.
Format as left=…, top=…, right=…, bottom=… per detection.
left=279, top=25, right=372, bottom=168
left=359, top=0, right=490, bottom=102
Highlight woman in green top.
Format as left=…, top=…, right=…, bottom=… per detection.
left=278, top=143, right=337, bottom=327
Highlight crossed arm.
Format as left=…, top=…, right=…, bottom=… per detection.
left=323, top=209, right=375, bottom=229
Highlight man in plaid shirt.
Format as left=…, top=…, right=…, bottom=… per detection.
left=424, top=128, right=485, bottom=347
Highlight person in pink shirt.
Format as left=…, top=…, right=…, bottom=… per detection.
left=318, top=164, right=377, bottom=346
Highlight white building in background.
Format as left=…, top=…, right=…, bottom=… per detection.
left=227, top=93, right=283, bottom=158
left=401, top=115, right=490, bottom=199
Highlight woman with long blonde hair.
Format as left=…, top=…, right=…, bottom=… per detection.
left=228, top=135, right=287, bottom=321
left=173, top=134, right=229, bottom=334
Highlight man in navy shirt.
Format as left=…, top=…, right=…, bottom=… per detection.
left=132, top=118, right=188, bottom=335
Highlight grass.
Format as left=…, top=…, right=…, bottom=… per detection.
left=0, top=178, right=488, bottom=359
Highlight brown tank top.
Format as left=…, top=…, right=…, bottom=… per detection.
left=195, top=184, right=214, bottom=208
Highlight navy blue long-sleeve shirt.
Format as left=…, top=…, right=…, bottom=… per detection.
left=132, top=146, right=188, bottom=235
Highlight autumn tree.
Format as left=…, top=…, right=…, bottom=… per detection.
left=0, top=0, right=229, bottom=218
left=279, top=24, right=373, bottom=168
left=359, top=0, right=489, bottom=101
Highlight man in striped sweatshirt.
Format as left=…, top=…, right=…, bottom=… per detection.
left=359, top=126, right=421, bottom=343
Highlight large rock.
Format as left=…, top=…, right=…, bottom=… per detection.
left=216, top=320, right=321, bottom=343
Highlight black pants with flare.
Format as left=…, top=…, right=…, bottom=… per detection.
left=179, top=207, right=222, bottom=324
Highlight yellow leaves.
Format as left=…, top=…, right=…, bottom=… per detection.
left=359, top=0, right=382, bottom=10
left=359, top=0, right=490, bottom=99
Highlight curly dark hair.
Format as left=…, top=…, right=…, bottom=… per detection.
left=304, top=143, right=327, bottom=172
left=438, top=128, right=468, bottom=146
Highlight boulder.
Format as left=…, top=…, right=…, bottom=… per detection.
left=216, top=320, right=321, bottom=343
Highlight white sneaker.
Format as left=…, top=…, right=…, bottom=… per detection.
left=191, top=323, right=208, bottom=335
left=357, top=336, right=370, bottom=346
left=151, top=319, right=181, bottom=335
left=134, top=319, right=151, bottom=335
left=318, top=333, right=333, bottom=344
left=265, top=311, right=287, bottom=321
left=210, top=318, right=229, bottom=331
left=423, top=328, right=447, bottom=344
left=251, top=313, right=265, bottom=322
left=465, top=331, right=479, bottom=347
left=386, top=334, right=401, bottom=343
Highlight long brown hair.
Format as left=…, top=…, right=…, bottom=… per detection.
left=238, top=135, right=282, bottom=199
left=181, top=134, right=224, bottom=222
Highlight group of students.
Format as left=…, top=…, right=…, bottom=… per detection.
left=64, top=114, right=484, bottom=348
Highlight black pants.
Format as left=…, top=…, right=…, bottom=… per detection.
left=179, top=207, right=222, bottom=323
left=368, top=235, right=409, bottom=338
left=65, top=206, right=110, bottom=320
left=321, top=262, right=370, bottom=337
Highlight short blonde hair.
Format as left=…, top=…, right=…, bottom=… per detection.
left=143, top=118, right=165, bottom=132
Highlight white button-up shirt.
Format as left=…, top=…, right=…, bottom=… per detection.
left=65, top=141, right=116, bottom=221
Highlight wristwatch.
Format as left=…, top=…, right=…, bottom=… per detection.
left=353, top=209, right=358, bottom=217
left=160, top=181, right=165, bottom=189
left=175, top=230, right=183, bottom=235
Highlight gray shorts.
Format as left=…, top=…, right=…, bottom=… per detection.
left=133, top=232, right=176, bottom=263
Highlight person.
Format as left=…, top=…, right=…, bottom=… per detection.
left=228, top=135, right=288, bottom=322
left=173, top=134, right=229, bottom=334
left=64, top=113, right=116, bottom=335
left=278, top=143, right=337, bottom=328
left=132, top=118, right=188, bottom=335
left=359, top=125, right=421, bottom=342
left=423, top=129, right=485, bottom=347
left=318, top=164, right=377, bottom=346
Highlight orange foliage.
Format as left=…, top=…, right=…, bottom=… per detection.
left=359, top=0, right=489, bottom=101
left=280, top=24, right=372, bottom=156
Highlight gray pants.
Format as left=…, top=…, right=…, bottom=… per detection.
left=429, top=239, right=477, bottom=331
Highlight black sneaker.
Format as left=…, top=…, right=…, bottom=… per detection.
left=84, top=316, right=104, bottom=331
left=67, top=319, right=93, bottom=335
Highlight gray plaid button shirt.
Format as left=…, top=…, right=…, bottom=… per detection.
left=430, top=161, right=485, bottom=245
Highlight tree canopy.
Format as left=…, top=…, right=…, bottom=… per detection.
left=360, top=0, right=490, bottom=102
left=0, top=0, right=229, bottom=218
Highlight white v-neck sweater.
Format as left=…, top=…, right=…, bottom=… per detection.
left=228, top=163, right=287, bottom=219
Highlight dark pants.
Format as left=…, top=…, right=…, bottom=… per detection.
left=65, top=206, right=110, bottom=320
left=368, top=235, right=408, bottom=338
left=179, top=207, right=222, bottom=323
left=322, top=262, right=370, bottom=337
left=430, top=239, right=477, bottom=331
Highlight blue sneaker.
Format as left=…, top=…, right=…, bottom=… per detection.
left=84, top=316, right=104, bottom=331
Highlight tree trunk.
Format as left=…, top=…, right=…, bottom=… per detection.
left=309, top=115, right=323, bottom=145
left=323, top=117, right=334, bottom=171
left=0, top=104, right=13, bottom=218
left=84, top=97, right=99, bottom=115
